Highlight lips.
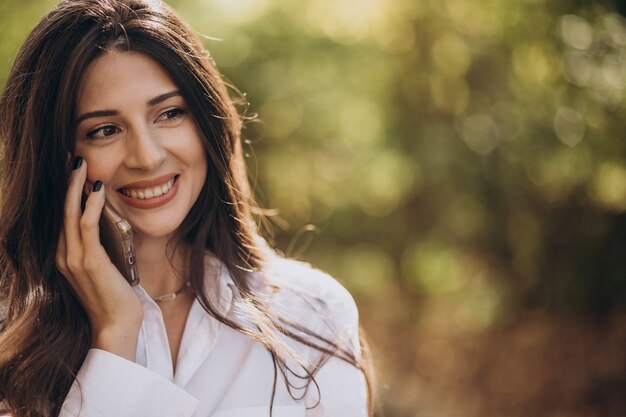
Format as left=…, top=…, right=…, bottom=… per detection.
left=117, top=174, right=180, bottom=209
left=120, top=177, right=175, bottom=199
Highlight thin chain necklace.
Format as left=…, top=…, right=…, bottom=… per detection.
left=151, top=281, right=191, bottom=303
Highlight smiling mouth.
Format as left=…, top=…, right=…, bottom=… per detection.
left=118, top=175, right=179, bottom=199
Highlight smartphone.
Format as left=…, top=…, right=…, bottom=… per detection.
left=82, top=184, right=140, bottom=286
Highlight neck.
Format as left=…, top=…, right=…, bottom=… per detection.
left=133, top=233, right=190, bottom=297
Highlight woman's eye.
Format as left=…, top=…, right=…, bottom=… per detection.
left=157, top=107, right=187, bottom=122
left=86, top=125, right=118, bottom=139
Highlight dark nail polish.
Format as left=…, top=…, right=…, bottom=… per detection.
left=72, top=156, right=83, bottom=170
left=92, top=180, right=103, bottom=192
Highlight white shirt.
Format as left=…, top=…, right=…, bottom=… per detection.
left=59, top=254, right=367, bottom=417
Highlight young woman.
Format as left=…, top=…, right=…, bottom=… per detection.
left=0, top=1, right=373, bottom=416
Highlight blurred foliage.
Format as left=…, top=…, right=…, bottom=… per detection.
left=2, top=0, right=626, bottom=416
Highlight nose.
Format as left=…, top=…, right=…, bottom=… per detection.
left=124, top=125, right=166, bottom=171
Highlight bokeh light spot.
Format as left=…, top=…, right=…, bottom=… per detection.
left=209, top=32, right=252, bottom=68
left=306, top=0, right=386, bottom=44
left=553, top=107, right=585, bottom=147
left=591, top=163, right=626, bottom=212
left=431, top=76, right=470, bottom=114
left=431, top=33, right=472, bottom=78
left=338, top=97, right=384, bottom=146
left=404, top=241, right=463, bottom=296
left=356, top=150, right=417, bottom=216
left=204, top=0, right=271, bottom=24
left=260, top=99, right=303, bottom=140
left=563, top=51, right=593, bottom=87
left=603, top=13, right=626, bottom=46
left=340, top=244, right=394, bottom=295
left=602, top=53, right=626, bottom=89
left=513, top=42, right=560, bottom=84
left=462, top=114, right=499, bottom=155
left=561, top=15, right=593, bottom=50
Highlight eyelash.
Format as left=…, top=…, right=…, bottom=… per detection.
left=85, top=107, right=188, bottom=139
left=85, top=125, right=117, bottom=139
left=156, top=107, right=187, bottom=122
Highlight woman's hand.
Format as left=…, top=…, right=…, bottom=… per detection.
left=56, top=157, right=143, bottom=362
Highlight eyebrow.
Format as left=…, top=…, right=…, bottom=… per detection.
left=148, top=90, right=182, bottom=106
left=76, top=110, right=118, bottom=125
left=76, top=90, right=182, bottom=125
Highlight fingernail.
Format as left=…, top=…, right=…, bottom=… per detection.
left=72, top=156, right=83, bottom=170
left=92, top=180, right=103, bottom=192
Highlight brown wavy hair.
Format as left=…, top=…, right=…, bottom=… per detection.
left=0, top=0, right=374, bottom=416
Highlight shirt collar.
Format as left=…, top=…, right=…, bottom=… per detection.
left=132, top=251, right=238, bottom=384
left=132, top=251, right=236, bottom=316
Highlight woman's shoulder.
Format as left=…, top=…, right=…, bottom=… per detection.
left=262, top=255, right=359, bottom=339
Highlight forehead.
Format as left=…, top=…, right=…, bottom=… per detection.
left=76, top=50, right=178, bottom=112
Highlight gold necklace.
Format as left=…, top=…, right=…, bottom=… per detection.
left=151, top=281, right=191, bottom=303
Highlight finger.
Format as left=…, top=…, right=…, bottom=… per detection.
left=56, top=231, right=81, bottom=295
left=64, top=157, right=88, bottom=259
left=80, top=180, right=109, bottom=264
left=55, top=231, right=68, bottom=275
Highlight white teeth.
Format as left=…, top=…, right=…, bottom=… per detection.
left=121, top=177, right=175, bottom=199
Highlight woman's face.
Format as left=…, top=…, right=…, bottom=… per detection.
left=74, top=50, right=208, bottom=239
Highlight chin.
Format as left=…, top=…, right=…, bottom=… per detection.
left=130, top=218, right=184, bottom=241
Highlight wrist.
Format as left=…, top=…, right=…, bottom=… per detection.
left=92, top=322, right=141, bottom=362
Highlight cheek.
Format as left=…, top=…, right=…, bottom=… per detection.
left=193, top=148, right=208, bottom=175
left=191, top=145, right=208, bottom=182
left=178, top=144, right=208, bottom=193
left=79, top=148, right=120, bottom=186
left=175, top=130, right=207, bottom=173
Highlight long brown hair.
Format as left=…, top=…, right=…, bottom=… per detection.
left=0, top=1, right=374, bottom=416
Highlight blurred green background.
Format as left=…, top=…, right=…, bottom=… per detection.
left=2, top=0, right=626, bottom=416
